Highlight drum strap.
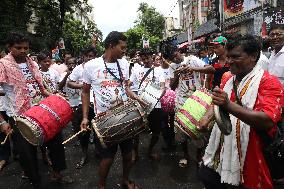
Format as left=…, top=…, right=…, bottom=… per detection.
left=138, top=67, right=154, bottom=89
left=103, top=60, right=124, bottom=85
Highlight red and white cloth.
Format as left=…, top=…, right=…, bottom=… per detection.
left=203, top=65, right=283, bottom=189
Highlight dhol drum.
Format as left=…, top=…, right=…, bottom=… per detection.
left=175, top=88, right=232, bottom=139
left=16, top=94, right=73, bottom=146
left=140, top=83, right=164, bottom=113
left=175, top=89, right=213, bottom=139
left=92, top=100, right=146, bottom=148
left=160, top=90, right=176, bottom=113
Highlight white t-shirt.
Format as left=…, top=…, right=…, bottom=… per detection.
left=19, top=63, right=42, bottom=105
left=169, top=55, right=205, bottom=108
left=83, top=57, right=129, bottom=114
left=41, top=69, right=60, bottom=93
left=129, top=63, right=143, bottom=92
left=0, top=63, right=42, bottom=116
left=257, top=51, right=270, bottom=71
left=268, top=46, right=284, bottom=87
left=130, top=66, right=165, bottom=108
left=158, top=67, right=171, bottom=89
left=60, top=72, right=81, bottom=107
left=69, top=63, right=95, bottom=104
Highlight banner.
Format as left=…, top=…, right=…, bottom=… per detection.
left=58, top=38, right=65, bottom=50
left=143, top=39, right=150, bottom=48
left=224, top=0, right=269, bottom=18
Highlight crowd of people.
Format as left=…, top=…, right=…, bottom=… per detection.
left=0, top=24, right=283, bottom=189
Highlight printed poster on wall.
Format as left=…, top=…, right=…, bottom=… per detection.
left=224, top=0, right=269, bottom=18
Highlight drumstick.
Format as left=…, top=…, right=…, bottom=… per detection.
left=62, top=129, right=89, bottom=145
left=1, top=132, right=11, bottom=145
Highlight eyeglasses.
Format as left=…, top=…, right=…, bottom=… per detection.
left=269, top=32, right=284, bottom=38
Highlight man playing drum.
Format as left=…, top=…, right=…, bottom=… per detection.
left=81, top=31, right=145, bottom=189
left=129, top=49, right=166, bottom=161
left=0, top=32, right=72, bottom=188
left=163, top=46, right=214, bottom=167
left=67, top=45, right=97, bottom=169
left=199, top=35, right=284, bottom=189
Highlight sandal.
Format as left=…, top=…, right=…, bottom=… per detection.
left=120, top=180, right=140, bottom=189
left=179, top=159, right=188, bottom=168
left=75, top=157, right=88, bottom=169
left=21, top=171, right=29, bottom=179
left=0, top=160, right=7, bottom=171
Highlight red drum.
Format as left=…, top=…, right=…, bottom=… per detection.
left=16, top=95, right=73, bottom=146
left=160, top=90, right=176, bottom=113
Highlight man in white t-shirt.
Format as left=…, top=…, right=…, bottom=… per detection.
left=81, top=31, right=144, bottom=189
left=158, top=58, right=176, bottom=151
left=163, top=46, right=214, bottom=166
left=129, top=49, right=165, bottom=161
left=267, top=25, right=284, bottom=184
left=67, top=46, right=97, bottom=169
left=0, top=32, right=72, bottom=188
left=37, top=51, right=60, bottom=94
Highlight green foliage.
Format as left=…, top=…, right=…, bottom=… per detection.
left=0, top=0, right=102, bottom=55
left=125, top=2, right=165, bottom=53
left=136, top=2, right=165, bottom=38
left=63, top=15, right=102, bottom=55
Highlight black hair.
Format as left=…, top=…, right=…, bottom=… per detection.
left=198, top=46, right=208, bottom=52
left=6, top=31, right=29, bottom=47
left=81, top=45, right=97, bottom=56
left=63, top=50, right=72, bottom=57
left=37, top=50, right=51, bottom=62
left=104, top=31, right=127, bottom=49
left=139, top=48, right=153, bottom=56
left=161, top=43, right=178, bottom=61
left=226, top=34, right=261, bottom=62
left=269, top=24, right=284, bottom=34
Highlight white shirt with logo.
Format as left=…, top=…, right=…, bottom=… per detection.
left=169, top=55, right=205, bottom=108
left=130, top=67, right=165, bottom=108
left=83, top=57, right=129, bottom=114
left=158, top=67, right=171, bottom=89
left=0, top=63, right=41, bottom=116
left=60, top=72, right=81, bottom=107
left=41, top=69, right=60, bottom=93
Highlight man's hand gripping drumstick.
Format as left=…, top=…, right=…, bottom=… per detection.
left=62, top=121, right=91, bottom=145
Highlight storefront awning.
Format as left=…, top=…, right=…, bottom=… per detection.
left=193, top=19, right=219, bottom=39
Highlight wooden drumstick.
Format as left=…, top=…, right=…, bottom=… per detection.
left=62, top=128, right=89, bottom=145
left=1, top=132, right=11, bottom=145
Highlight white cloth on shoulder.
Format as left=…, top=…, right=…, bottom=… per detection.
left=203, top=65, right=264, bottom=186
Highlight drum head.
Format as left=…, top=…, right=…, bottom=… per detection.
left=214, top=105, right=232, bottom=135
left=16, top=117, right=43, bottom=146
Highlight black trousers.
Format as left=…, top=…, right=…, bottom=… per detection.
left=8, top=116, right=66, bottom=185
left=148, top=108, right=164, bottom=137
left=198, top=164, right=246, bottom=189
left=161, top=111, right=175, bottom=147
left=72, top=104, right=95, bottom=149
left=0, top=111, right=11, bottom=161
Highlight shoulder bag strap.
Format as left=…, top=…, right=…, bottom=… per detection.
left=138, top=67, right=154, bottom=89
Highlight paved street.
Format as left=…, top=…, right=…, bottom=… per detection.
left=0, top=127, right=204, bottom=189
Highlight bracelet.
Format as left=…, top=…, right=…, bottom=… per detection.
left=0, top=120, right=7, bottom=126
